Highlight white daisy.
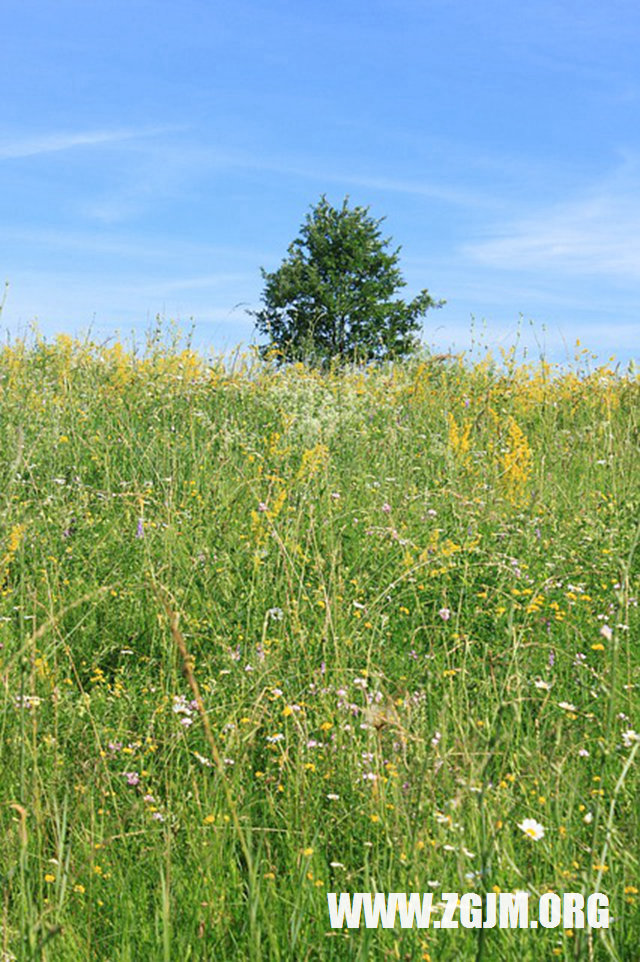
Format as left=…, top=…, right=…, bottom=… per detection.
left=518, top=818, right=545, bottom=841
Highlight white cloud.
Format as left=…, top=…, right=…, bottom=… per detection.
left=0, top=125, right=181, bottom=160
left=247, top=158, right=492, bottom=208
left=464, top=170, right=640, bottom=280
left=1, top=225, right=273, bottom=267
left=0, top=268, right=258, bottom=330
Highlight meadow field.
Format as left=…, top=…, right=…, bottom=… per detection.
left=0, top=332, right=638, bottom=961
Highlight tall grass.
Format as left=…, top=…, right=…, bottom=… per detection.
left=0, top=332, right=638, bottom=960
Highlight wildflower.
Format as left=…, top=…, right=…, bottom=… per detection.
left=518, top=818, right=545, bottom=841
left=302, top=847, right=314, bottom=857
left=501, top=417, right=533, bottom=503
left=44, top=873, right=56, bottom=883
left=621, top=730, right=639, bottom=747
left=136, top=518, right=144, bottom=538
left=438, top=607, right=451, bottom=621
left=326, top=793, right=340, bottom=800
left=583, top=812, right=593, bottom=824
left=266, top=607, right=284, bottom=621
left=578, top=748, right=590, bottom=757
left=558, top=702, right=577, bottom=712
left=172, top=694, right=195, bottom=716
left=258, top=502, right=268, bottom=513
left=14, top=695, right=41, bottom=710
left=600, top=624, right=613, bottom=641
left=534, top=678, right=552, bottom=691
left=381, top=502, right=391, bottom=514
left=124, top=772, right=140, bottom=786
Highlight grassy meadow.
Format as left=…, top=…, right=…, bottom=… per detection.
left=0, top=332, right=638, bottom=961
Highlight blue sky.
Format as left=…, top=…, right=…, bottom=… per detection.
left=2, top=0, right=639, bottom=363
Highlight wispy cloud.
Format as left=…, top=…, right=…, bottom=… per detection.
left=1, top=267, right=258, bottom=331
left=2, top=224, right=271, bottom=261
left=156, top=142, right=495, bottom=209
left=464, top=166, right=640, bottom=280
left=242, top=157, right=494, bottom=208
left=0, top=125, right=182, bottom=160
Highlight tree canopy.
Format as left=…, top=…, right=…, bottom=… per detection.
left=251, top=196, right=443, bottom=363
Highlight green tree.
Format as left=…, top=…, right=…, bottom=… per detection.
left=251, top=196, right=443, bottom=363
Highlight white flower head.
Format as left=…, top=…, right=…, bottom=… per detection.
left=266, top=733, right=285, bottom=744
left=518, top=818, right=545, bottom=841
left=558, top=701, right=577, bottom=712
